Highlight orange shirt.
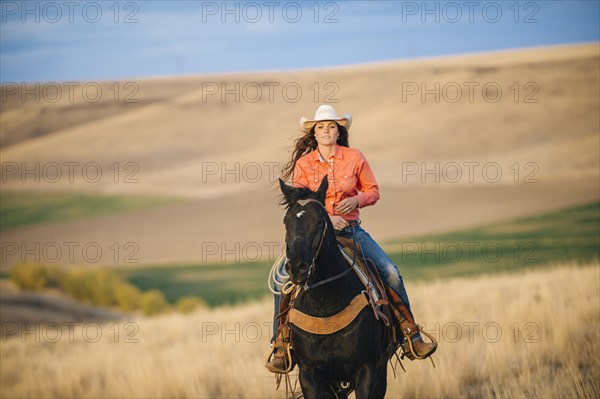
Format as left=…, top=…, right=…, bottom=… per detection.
left=293, top=145, right=380, bottom=221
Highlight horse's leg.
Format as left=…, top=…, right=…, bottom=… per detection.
left=370, top=366, right=388, bottom=399
left=353, top=365, right=387, bottom=399
left=299, top=368, right=336, bottom=399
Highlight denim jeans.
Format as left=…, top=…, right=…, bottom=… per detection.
left=270, top=224, right=416, bottom=342
left=336, top=224, right=415, bottom=320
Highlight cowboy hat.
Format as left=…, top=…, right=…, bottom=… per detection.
left=299, top=105, right=352, bottom=131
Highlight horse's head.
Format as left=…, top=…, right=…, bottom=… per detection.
left=279, top=176, right=329, bottom=285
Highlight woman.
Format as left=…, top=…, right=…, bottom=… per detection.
left=266, top=105, right=436, bottom=373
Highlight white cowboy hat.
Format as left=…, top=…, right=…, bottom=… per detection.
left=299, top=104, right=352, bottom=131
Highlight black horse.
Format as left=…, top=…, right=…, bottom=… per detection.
left=279, top=176, right=389, bottom=399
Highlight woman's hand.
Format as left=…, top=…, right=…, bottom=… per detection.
left=329, top=215, right=349, bottom=231
left=336, top=197, right=359, bottom=215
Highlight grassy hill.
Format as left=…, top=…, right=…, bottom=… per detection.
left=117, top=200, right=599, bottom=307
left=2, top=44, right=598, bottom=196
left=385, top=200, right=600, bottom=280
left=1, top=44, right=598, bottom=269
left=0, top=192, right=183, bottom=230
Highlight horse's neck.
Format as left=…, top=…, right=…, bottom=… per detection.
left=299, top=231, right=360, bottom=315
left=314, top=232, right=346, bottom=279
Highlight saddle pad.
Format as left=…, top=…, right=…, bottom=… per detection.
left=288, top=292, right=369, bottom=334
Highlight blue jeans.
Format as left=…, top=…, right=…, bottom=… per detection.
left=336, top=224, right=415, bottom=320
left=270, top=224, right=416, bottom=341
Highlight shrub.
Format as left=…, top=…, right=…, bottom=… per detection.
left=140, top=289, right=169, bottom=316
left=176, top=296, right=208, bottom=314
left=44, top=265, right=66, bottom=289
left=114, top=282, right=143, bottom=312
left=10, top=263, right=65, bottom=291
left=60, top=268, right=97, bottom=303
left=87, top=270, right=121, bottom=307
left=10, top=263, right=181, bottom=316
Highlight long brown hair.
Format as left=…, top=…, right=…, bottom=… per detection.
left=281, top=123, right=349, bottom=182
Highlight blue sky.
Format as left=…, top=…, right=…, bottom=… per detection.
left=1, top=1, right=598, bottom=82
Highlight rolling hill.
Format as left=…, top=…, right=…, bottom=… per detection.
left=1, top=43, right=598, bottom=268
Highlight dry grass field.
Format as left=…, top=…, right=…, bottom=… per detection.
left=1, top=263, right=598, bottom=398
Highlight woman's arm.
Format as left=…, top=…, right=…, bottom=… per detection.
left=354, top=151, right=380, bottom=208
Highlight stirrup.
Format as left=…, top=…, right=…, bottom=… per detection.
left=265, top=344, right=295, bottom=374
left=401, top=324, right=437, bottom=362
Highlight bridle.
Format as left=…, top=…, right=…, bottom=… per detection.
left=289, top=198, right=355, bottom=291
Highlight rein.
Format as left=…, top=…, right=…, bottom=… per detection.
left=294, top=198, right=356, bottom=291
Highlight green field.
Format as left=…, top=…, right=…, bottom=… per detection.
left=0, top=191, right=183, bottom=230
left=117, top=262, right=273, bottom=307
left=3, top=199, right=598, bottom=308
left=119, top=200, right=599, bottom=307
left=384, top=200, right=600, bottom=280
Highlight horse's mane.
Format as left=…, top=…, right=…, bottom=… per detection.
left=279, top=185, right=321, bottom=210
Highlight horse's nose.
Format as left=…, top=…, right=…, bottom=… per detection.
left=287, top=236, right=306, bottom=260
left=286, top=258, right=310, bottom=284
left=286, top=258, right=308, bottom=273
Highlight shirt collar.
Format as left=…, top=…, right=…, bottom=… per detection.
left=312, top=145, right=344, bottom=163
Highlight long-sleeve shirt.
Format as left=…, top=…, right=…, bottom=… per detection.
left=293, top=145, right=380, bottom=221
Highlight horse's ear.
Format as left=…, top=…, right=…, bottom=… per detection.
left=279, top=178, right=294, bottom=200
left=316, top=175, right=328, bottom=204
